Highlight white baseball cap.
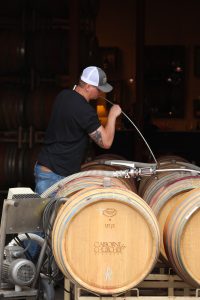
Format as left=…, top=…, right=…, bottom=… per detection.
left=80, top=66, right=113, bottom=93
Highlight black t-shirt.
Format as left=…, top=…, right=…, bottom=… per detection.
left=38, top=89, right=101, bottom=176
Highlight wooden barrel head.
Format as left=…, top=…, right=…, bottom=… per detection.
left=52, top=187, right=160, bottom=294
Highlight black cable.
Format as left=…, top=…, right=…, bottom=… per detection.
left=14, top=236, right=33, bottom=261
left=41, top=198, right=67, bottom=283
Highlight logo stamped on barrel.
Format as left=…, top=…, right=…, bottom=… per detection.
left=94, top=242, right=126, bottom=254
left=103, top=208, right=117, bottom=217
left=105, top=266, right=112, bottom=281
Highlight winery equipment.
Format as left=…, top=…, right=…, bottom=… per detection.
left=0, top=187, right=58, bottom=299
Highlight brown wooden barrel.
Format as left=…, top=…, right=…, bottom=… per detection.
left=0, top=144, right=42, bottom=190
left=52, top=186, right=160, bottom=294
left=164, top=187, right=200, bottom=287
left=56, top=175, right=131, bottom=198
left=81, top=160, right=120, bottom=172
left=142, top=173, right=190, bottom=204
left=27, top=31, right=69, bottom=75
left=94, top=153, right=126, bottom=160
left=138, top=155, right=189, bottom=197
left=81, top=159, right=137, bottom=193
left=0, top=143, right=21, bottom=189
left=25, top=85, right=60, bottom=130
left=149, top=176, right=200, bottom=262
left=157, top=154, right=188, bottom=165
left=0, top=87, right=25, bottom=130
left=19, top=145, right=42, bottom=188
left=0, top=30, right=25, bottom=74
left=138, top=161, right=200, bottom=202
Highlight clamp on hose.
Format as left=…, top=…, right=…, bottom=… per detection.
left=104, top=160, right=157, bottom=178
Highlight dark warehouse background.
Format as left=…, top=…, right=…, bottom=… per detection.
left=0, top=0, right=200, bottom=195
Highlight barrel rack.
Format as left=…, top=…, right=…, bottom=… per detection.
left=70, top=272, right=199, bottom=300
left=63, top=263, right=200, bottom=300
left=0, top=126, right=44, bottom=147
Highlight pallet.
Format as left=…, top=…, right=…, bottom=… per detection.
left=65, top=268, right=200, bottom=300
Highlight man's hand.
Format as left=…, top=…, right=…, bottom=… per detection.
left=89, top=104, right=122, bottom=149
left=109, top=104, right=122, bottom=119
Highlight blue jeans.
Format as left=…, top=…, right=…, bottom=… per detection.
left=34, top=163, right=65, bottom=196
left=26, top=163, right=65, bottom=261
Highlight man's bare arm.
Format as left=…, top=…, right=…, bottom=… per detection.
left=89, top=127, right=104, bottom=148
left=89, top=104, right=121, bottom=149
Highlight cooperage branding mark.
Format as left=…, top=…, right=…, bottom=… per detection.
left=104, top=267, right=112, bottom=281
left=94, top=242, right=126, bottom=254
left=105, top=223, right=115, bottom=228
left=103, top=208, right=117, bottom=218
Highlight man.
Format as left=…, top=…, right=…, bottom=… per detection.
left=35, top=66, right=121, bottom=194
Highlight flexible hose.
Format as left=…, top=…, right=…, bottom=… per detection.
left=101, top=96, right=158, bottom=164
left=41, top=167, right=200, bottom=198
left=41, top=170, right=121, bottom=198
left=156, top=168, right=200, bottom=175
left=9, top=233, right=45, bottom=248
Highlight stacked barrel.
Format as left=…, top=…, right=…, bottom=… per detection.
left=49, top=154, right=200, bottom=295
left=138, top=155, right=200, bottom=287
left=0, top=30, right=36, bottom=190
left=51, top=158, right=160, bottom=294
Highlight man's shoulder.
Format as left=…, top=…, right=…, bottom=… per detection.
left=56, top=89, right=84, bottom=102
left=57, top=88, right=74, bottom=98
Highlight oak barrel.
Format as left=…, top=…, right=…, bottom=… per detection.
left=95, top=154, right=126, bottom=160
left=81, top=159, right=137, bottom=193
left=52, top=186, right=160, bottom=294
left=138, top=161, right=200, bottom=203
left=164, top=187, right=200, bottom=287
left=156, top=154, right=188, bottom=165
left=138, top=155, right=189, bottom=197
left=56, top=175, right=131, bottom=198
left=25, top=85, right=60, bottom=130
left=0, top=144, right=43, bottom=189
left=0, top=30, right=25, bottom=74
left=149, top=176, right=200, bottom=262
left=27, top=31, right=69, bottom=75
left=0, top=87, right=25, bottom=130
left=0, top=143, right=21, bottom=189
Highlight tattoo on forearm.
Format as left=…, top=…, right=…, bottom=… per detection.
left=90, top=130, right=104, bottom=147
